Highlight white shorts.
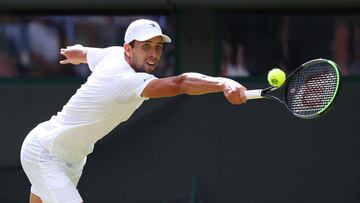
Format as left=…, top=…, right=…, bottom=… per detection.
left=20, top=131, right=86, bottom=203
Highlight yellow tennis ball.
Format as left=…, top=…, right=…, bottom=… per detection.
left=267, top=68, right=286, bottom=87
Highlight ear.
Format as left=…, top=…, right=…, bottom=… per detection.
left=124, top=43, right=132, bottom=57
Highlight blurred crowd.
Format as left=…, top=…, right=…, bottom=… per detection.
left=0, top=15, right=175, bottom=77
left=221, top=14, right=360, bottom=77
left=1, top=13, right=359, bottom=78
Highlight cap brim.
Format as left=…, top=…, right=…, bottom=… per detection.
left=136, top=33, right=172, bottom=43
left=161, top=34, right=172, bottom=43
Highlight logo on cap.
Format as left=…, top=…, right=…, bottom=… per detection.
left=124, top=19, right=172, bottom=43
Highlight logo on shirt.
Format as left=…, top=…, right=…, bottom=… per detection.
left=143, top=77, right=152, bottom=82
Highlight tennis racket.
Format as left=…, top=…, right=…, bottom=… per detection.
left=244, top=58, right=341, bottom=119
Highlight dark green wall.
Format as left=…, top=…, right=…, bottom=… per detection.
left=0, top=79, right=358, bottom=202
left=1, top=0, right=359, bottom=9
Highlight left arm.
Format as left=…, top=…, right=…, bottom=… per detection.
left=142, top=72, right=247, bottom=105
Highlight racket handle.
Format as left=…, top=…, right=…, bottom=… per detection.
left=244, top=89, right=263, bottom=100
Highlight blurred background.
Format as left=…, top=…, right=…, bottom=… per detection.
left=1, top=8, right=360, bottom=78
left=0, top=14, right=176, bottom=77
left=0, top=0, right=359, bottom=202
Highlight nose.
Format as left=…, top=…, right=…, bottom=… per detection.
left=149, top=48, right=158, bottom=59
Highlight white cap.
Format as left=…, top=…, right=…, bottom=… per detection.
left=124, top=19, right=171, bottom=44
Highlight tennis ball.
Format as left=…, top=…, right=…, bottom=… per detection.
left=267, top=68, right=286, bottom=87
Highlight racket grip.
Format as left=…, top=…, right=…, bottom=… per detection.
left=244, top=89, right=263, bottom=100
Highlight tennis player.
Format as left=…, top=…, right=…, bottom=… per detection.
left=20, top=19, right=247, bottom=203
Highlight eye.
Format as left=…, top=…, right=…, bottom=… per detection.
left=156, top=45, right=163, bottom=51
left=142, top=44, right=151, bottom=49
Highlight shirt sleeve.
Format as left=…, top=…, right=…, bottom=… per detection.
left=115, top=72, right=157, bottom=103
left=86, top=47, right=105, bottom=71
left=86, top=46, right=122, bottom=71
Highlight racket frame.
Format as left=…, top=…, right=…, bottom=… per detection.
left=283, top=59, right=341, bottom=119
left=244, top=58, right=341, bottom=119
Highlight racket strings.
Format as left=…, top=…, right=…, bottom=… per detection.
left=286, top=61, right=339, bottom=117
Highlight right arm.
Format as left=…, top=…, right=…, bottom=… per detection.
left=142, top=72, right=247, bottom=105
left=60, top=44, right=88, bottom=65
left=60, top=44, right=112, bottom=71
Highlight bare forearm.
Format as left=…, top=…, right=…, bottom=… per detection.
left=142, top=72, right=247, bottom=104
left=178, top=72, right=225, bottom=95
left=178, top=72, right=247, bottom=104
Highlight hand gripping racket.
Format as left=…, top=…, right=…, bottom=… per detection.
left=244, top=59, right=341, bottom=119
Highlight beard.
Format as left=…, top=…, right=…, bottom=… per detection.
left=132, top=60, right=157, bottom=73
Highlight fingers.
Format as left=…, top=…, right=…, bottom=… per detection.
left=221, top=78, right=247, bottom=105
left=60, top=45, right=75, bottom=55
left=224, top=86, right=247, bottom=105
left=60, top=48, right=66, bottom=55
left=60, top=48, right=68, bottom=64
left=231, top=91, right=247, bottom=104
left=239, top=87, right=247, bottom=104
left=60, top=59, right=69, bottom=64
left=61, top=44, right=83, bottom=53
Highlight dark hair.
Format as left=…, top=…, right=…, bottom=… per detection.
left=128, top=40, right=135, bottom=48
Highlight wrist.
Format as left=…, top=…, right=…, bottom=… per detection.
left=82, top=49, right=88, bottom=63
left=80, top=46, right=89, bottom=64
left=217, top=77, right=227, bottom=91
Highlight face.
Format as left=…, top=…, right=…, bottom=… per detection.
left=124, top=36, right=164, bottom=73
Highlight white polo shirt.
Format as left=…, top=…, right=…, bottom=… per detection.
left=35, top=46, right=156, bottom=163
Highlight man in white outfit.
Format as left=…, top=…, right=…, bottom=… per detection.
left=20, top=19, right=247, bottom=203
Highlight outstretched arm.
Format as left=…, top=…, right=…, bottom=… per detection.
left=60, top=44, right=88, bottom=65
left=142, top=72, right=247, bottom=105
